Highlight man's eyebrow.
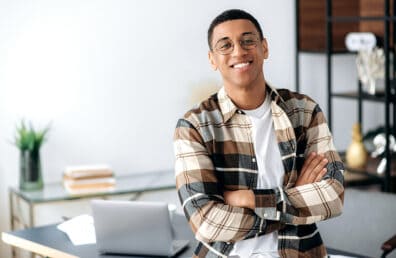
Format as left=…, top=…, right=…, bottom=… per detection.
left=215, top=36, right=230, bottom=44
left=214, top=32, right=257, bottom=44
left=242, top=32, right=255, bottom=36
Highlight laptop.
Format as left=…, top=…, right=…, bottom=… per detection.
left=91, top=200, right=189, bottom=257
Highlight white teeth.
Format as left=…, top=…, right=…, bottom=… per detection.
left=233, top=62, right=250, bottom=69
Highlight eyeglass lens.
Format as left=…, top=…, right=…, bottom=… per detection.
left=214, top=35, right=259, bottom=55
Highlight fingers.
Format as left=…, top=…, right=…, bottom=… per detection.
left=305, top=154, right=327, bottom=175
left=306, top=156, right=328, bottom=182
left=314, top=167, right=328, bottom=182
left=300, top=152, right=325, bottom=178
left=300, top=152, right=317, bottom=173
left=296, top=152, right=329, bottom=186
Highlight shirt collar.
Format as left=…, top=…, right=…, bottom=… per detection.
left=218, top=84, right=288, bottom=123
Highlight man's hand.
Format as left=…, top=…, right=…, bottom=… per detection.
left=224, top=189, right=255, bottom=210
left=223, top=152, right=327, bottom=209
left=295, top=152, right=328, bottom=187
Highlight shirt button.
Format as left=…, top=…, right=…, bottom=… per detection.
left=252, top=158, right=256, bottom=162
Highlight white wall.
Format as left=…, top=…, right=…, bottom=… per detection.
left=0, top=0, right=384, bottom=256
left=0, top=1, right=294, bottom=256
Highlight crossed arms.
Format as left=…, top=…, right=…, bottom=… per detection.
left=224, top=152, right=330, bottom=210
left=174, top=104, right=344, bottom=244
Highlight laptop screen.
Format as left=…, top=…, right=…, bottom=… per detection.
left=91, top=200, right=187, bottom=257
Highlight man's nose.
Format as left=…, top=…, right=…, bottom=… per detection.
left=231, top=42, right=248, bottom=56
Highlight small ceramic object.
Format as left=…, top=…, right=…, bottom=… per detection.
left=346, top=123, right=368, bottom=169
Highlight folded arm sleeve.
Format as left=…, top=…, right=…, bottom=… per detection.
left=252, top=103, right=345, bottom=225
left=174, top=118, right=280, bottom=243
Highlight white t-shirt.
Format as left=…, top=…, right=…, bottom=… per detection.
left=229, top=94, right=285, bottom=258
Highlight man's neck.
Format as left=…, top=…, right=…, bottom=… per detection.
left=225, top=81, right=267, bottom=110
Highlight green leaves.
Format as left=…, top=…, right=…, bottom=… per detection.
left=14, top=120, right=50, bottom=152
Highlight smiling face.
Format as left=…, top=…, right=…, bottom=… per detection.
left=208, top=19, right=268, bottom=91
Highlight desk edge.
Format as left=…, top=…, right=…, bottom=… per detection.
left=2, top=231, right=79, bottom=258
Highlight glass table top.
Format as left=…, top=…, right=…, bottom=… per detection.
left=10, top=170, right=175, bottom=203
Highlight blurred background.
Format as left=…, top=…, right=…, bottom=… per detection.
left=0, top=0, right=388, bottom=257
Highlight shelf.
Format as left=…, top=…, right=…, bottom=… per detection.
left=297, top=0, right=396, bottom=192
left=328, top=16, right=396, bottom=23
left=298, top=0, right=395, bottom=52
left=332, top=90, right=396, bottom=103
left=297, top=50, right=355, bottom=54
left=344, top=171, right=384, bottom=187
left=342, top=153, right=396, bottom=189
left=298, top=48, right=396, bottom=54
left=331, top=91, right=395, bottom=103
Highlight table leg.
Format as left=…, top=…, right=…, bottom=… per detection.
left=9, top=190, right=17, bottom=258
left=29, top=203, right=34, bottom=258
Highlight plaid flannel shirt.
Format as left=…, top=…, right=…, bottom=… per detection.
left=174, top=85, right=344, bottom=258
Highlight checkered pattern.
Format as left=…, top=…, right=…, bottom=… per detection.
left=174, top=85, right=344, bottom=258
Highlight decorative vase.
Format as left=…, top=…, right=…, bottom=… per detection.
left=346, top=123, right=368, bottom=169
left=19, top=150, right=43, bottom=191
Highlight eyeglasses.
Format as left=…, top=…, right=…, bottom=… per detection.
left=213, top=34, right=260, bottom=55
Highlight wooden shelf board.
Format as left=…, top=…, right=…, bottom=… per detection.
left=331, top=91, right=396, bottom=103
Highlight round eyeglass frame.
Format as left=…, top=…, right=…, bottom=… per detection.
left=213, top=36, right=261, bottom=55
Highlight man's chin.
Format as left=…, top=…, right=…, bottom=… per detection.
left=227, top=81, right=255, bottom=89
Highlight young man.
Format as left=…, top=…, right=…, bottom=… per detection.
left=174, top=9, right=344, bottom=258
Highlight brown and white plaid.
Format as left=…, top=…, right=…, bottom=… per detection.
left=174, top=85, right=344, bottom=258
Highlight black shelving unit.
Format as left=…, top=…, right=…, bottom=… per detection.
left=296, top=0, right=396, bottom=192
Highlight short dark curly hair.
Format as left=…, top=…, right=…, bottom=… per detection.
left=207, top=9, right=264, bottom=50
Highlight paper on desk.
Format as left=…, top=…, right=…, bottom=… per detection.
left=57, top=214, right=96, bottom=245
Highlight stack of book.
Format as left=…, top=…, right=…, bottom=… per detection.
left=63, top=165, right=116, bottom=195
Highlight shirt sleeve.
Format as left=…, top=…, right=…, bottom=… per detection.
left=174, top=118, right=281, bottom=244
left=253, top=103, right=345, bottom=225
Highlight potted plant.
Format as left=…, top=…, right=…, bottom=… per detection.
left=14, top=120, right=50, bottom=191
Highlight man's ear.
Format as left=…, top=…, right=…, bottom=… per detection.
left=208, top=51, right=218, bottom=71
left=261, top=38, right=269, bottom=59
